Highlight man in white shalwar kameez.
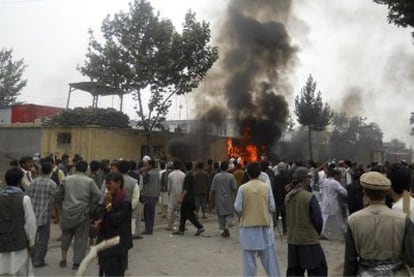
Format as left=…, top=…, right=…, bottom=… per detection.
left=0, top=168, right=37, bottom=276
left=321, top=169, right=348, bottom=240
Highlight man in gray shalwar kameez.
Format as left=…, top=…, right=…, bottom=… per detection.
left=210, top=161, right=237, bottom=237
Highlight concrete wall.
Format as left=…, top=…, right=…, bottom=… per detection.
left=0, top=125, right=42, bottom=175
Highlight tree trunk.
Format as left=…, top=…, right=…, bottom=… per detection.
left=145, top=133, right=155, bottom=159
left=308, top=126, right=313, bottom=161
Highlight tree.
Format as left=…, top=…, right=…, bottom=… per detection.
left=373, top=0, right=414, bottom=38
left=0, top=48, right=27, bottom=105
left=330, top=112, right=383, bottom=162
left=294, top=75, right=331, bottom=160
left=79, top=0, right=218, bottom=156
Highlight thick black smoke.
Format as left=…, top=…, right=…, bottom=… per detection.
left=199, top=0, right=297, bottom=152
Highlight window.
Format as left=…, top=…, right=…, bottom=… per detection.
left=57, top=132, right=71, bottom=145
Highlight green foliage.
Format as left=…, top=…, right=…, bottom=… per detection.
left=374, top=0, right=414, bottom=37
left=42, top=107, right=130, bottom=128
left=294, top=75, right=332, bottom=160
left=79, top=0, right=218, bottom=141
left=0, top=48, right=27, bottom=105
left=294, top=75, right=331, bottom=131
left=330, top=112, right=383, bottom=160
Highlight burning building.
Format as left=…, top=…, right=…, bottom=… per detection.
left=198, top=0, right=297, bottom=163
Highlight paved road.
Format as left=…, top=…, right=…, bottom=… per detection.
left=34, top=215, right=345, bottom=276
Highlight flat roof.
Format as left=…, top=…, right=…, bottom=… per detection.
left=69, top=82, right=126, bottom=97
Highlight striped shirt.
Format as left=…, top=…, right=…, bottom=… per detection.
left=26, top=176, right=57, bottom=226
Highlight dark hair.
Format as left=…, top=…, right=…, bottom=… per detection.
left=117, top=160, right=130, bottom=174
left=207, top=159, right=213, bottom=165
left=9, top=160, right=19, bottom=167
left=260, top=160, right=269, bottom=171
left=213, top=162, right=219, bottom=169
left=173, top=160, right=181, bottom=170
left=89, top=160, right=100, bottom=172
left=19, top=156, right=33, bottom=166
left=42, top=156, right=55, bottom=165
left=5, top=168, right=24, bottom=187
left=387, top=163, right=411, bottom=194
left=327, top=168, right=342, bottom=178
left=105, top=172, right=124, bottom=189
left=61, top=154, right=70, bottom=161
left=344, top=160, right=352, bottom=167
left=138, top=160, right=145, bottom=168
left=75, top=160, right=88, bottom=173
left=247, top=162, right=261, bottom=178
left=160, top=161, right=166, bottom=170
left=220, top=161, right=229, bottom=171
left=364, top=188, right=388, bottom=201
left=197, top=162, right=203, bottom=170
left=185, top=161, right=193, bottom=171
left=148, top=159, right=156, bottom=168
left=129, top=160, right=137, bottom=171
left=41, top=162, right=53, bottom=175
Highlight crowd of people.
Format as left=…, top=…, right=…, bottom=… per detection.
left=0, top=154, right=414, bottom=276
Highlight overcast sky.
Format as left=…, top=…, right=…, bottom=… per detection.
left=1, top=0, right=413, bottom=146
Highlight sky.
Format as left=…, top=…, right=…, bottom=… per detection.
left=1, top=0, right=414, bottom=146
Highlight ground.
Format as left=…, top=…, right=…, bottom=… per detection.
left=34, top=213, right=345, bottom=276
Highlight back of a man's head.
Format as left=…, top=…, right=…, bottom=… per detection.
left=5, top=168, right=24, bottom=187
left=387, top=163, right=411, bottom=195
left=247, top=162, right=261, bottom=179
left=117, top=160, right=131, bottom=174
left=75, top=160, right=88, bottom=173
left=41, top=162, right=53, bottom=175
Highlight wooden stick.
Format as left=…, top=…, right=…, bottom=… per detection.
left=76, top=236, right=120, bottom=277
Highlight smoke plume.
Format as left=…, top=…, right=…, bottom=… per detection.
left=198, top=0, right=297, bottom=153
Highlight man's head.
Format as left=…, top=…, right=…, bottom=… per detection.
left=197, top=162, right=203, bottom=170
left=360, top=171, right=391, bottom=201
left=246, top=162, right=261, bottom=179
left=147, top=159, right=156, bottom=169
left=75, top=160, right=88, bottom=173
left=89, top=160, right=100, bottom=173
left=19, top=156, right=33, bottom=171
left=292, top=167, right=312, bottom=186
left=105, top=172, right=124, bottom=195
left=173, top=160, right=181, bottom=170
left=117, top=160, right=131, bottom=174
left=185, top=161, right=193, bottom=171
left=5, top=168, right=24, bottom=187
left=41, top=162, right=53, bottom=176
left=220, top=161, right=229, bottom=171
left=160, top=161, right=166, bottom=170
left=387, top=163, right=411, bottom=196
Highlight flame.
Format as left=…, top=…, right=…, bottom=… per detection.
left=227, top=125, right=261, bottom=164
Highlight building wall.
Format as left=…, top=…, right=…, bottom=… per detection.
left=41, top=126, right=228, bottom=162
left=0, top=106, right=11, bottom=124
left=0, top=125, right=42, bottom=175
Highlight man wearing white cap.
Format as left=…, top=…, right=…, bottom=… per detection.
left=344, top=171, right=414, bottom=276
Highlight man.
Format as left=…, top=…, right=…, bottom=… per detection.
left=167, top=160, right=185, bottom=230
left=285, top=167, right=327, bottom=276
left=210, top=161, right=237, bottom=237
left=321, top=168, right=348, bottom=240
left=0, top=168, right=37, bottom=276
left=234, top=162, right=280, bottom=276
left=193, top=162, right=210, bottom=219
left=344, top=171, right=414, bottom=276
left=273, top=162, right=290, bottom=235
left=26, top=161, right=57, bottom=268
left=55, top=160, right=102, bottom=270
left=387, top=163, right=414, bottom=222
left=97, top=172, right=132, bottom=276
left=173, top=161, right=205, bottom=236
left=159, top=161, right=170, bottom=219
left=19, top=155, right=34, bottom=191
left=233, top=163, right=245, bottom=188
left=141, top=159, right=160, bottom=235
left=114, top=160, right=141, bottom=239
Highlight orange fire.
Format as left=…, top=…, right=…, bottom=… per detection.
left=227, top=125, right=261, bottom=164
